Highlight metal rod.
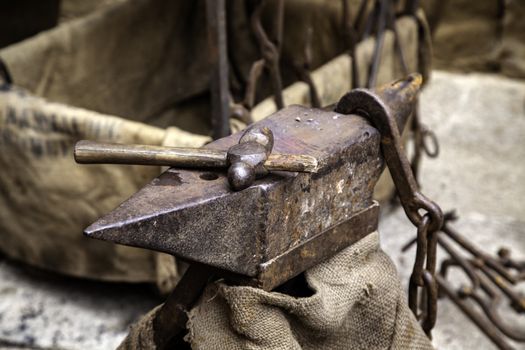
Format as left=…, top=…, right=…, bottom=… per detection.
left=442, top=224, right=517, bottom=284
left=74, top=140, right=318, bottom=173
left=367, top=0, right=387, bottom=88
left=206, top=0, right=231, bottom=139
left=436, top=275, right=514, bottom=350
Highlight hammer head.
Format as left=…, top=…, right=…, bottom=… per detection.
left=227, top=126, right=274, bottom=190
left=84, top=75, right=421, bottom=290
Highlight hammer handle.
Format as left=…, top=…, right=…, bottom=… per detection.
left=74, top=140, right=318, bottom=173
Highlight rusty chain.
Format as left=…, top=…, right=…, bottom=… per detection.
left=231, top=0, right=327, bottom=125
left=408, top=213, right=440, bottom=335
left=249, top=0, right=284, bottom=110
left=335, top=78, right=444, bottom=337
left=403, top=211, right=525, bottom=349
left=290, top=26, right=321, bottom=108
left=438, top=213, right=525, bottom=349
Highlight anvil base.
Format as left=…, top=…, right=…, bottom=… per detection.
left=231, top=201, right=379, bottom=290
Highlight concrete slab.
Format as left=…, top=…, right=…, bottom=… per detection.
left=0, top=259, right=160, bottom=350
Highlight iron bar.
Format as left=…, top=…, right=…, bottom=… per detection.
left=206, top=0, right=231, bottom=139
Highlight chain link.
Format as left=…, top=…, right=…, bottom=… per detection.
left=408, top=213, right=440, bottom=337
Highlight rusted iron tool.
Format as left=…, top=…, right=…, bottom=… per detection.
left=78, top=75, right=424, bottom=347
left=206, top=0, right=230, bottom=139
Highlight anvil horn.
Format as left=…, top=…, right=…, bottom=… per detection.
left=84, top=74, right=422, bottom=290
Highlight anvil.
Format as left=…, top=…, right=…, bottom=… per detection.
left=83, top=75, right=421, bottom=291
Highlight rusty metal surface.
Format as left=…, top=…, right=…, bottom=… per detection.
left=336, top=74, right=443, bottom=232
left=409, top=105, right=440, bottom=182
left=227, top=125, right=277, bottom=190
left=84, top=76, right=420, bottom=282
left=206, top=0, right=230, bottom=139
left=81, top=76, right=422, bottom=348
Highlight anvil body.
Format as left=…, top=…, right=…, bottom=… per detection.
left=86, top=78, right=418, bottom=290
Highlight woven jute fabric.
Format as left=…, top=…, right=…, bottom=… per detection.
left=118, top=305, right=161, bottom=350
left=0, top=85, right=208, bottom=283
left=119, top=232, right=433, bottom=350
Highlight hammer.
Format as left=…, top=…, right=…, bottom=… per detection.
left=75, top=126, right=318, bottom=191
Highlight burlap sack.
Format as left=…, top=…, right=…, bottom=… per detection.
left=0, top=1, right=210, bottom=123
left=59, top=0, right=126, bottom=23
left=0, top=0, right=354, bottom=123
left=0, top=0, right=212, bottom=292
left=0, top=84, right=208, bottom=283
left=119, top=232, right=433, bottom=350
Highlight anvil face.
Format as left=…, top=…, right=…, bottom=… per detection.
left=85, top=77, right=419, bottom=290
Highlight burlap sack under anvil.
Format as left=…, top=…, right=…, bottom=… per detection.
left=0, top=0, right=429, bottom=291
left=119, top=232, right=433, bottom=349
